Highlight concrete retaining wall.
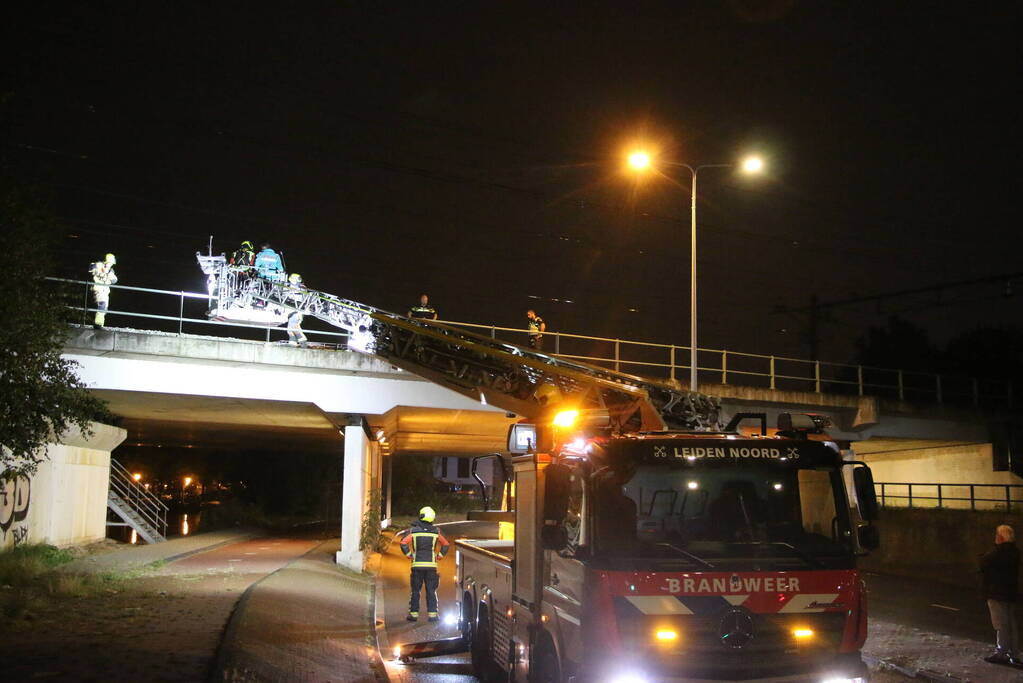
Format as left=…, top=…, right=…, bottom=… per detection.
left=859, top=507, right=1023, bottom=588
left=1, top=422, right=125, bottom=550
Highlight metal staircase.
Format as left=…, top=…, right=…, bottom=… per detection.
left=200, top=255, right=721, bottom=431
left=107, top=458, right=168, bottom=544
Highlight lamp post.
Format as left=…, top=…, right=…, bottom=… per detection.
left=627, top=152, right=764, bottom=391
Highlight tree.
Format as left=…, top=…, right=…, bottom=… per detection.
left=0, top=167, right=111, bottom=477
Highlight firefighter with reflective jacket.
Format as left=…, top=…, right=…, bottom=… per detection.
left=399, top=506, right=450, bottom=621
left=286, top=273, right=308, bottom=347
left=88, top=253, right=117, bottom=328
left=229, top=240, right=255, bottom=270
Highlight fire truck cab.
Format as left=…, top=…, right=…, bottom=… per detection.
left=454, top=411, right=880, bottom=683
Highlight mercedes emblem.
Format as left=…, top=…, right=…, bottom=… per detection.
left=718, top=608, right=755, bottom=649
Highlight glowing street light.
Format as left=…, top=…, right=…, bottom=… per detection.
left=742, top=155, right=764, bottom=173
left=626, top=148, right=766, bottom=391
left=132, top=472, right=142, bottom=482
left=627, top=150, right=651, bottom=171
left=183, top=476, right=193, bottom=488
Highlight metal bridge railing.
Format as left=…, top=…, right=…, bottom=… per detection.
left=49, top=277, right=1013, bottom=408
left=876, top=482, right=1023, bottom=512
left=50, top=277, right=351, bottom=346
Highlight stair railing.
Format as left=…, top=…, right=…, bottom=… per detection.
left=109, top=458, right=168, bottom=539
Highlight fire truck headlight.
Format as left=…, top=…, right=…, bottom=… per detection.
left=792, top=627, right=815, bottom=639
left=607, top=672, right=649, bottom=683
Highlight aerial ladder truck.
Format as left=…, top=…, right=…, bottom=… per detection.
left=198, top=254, right=881, bottom=683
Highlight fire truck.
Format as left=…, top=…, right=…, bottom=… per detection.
left=450, top=411, right=880, bottom=683
left=194, top=252, right=879, bottom=681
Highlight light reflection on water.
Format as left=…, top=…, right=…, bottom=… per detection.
left=111, top=511, right=202, bottom=544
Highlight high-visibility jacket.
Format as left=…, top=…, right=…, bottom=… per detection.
left=90, top=261, right=117, bottom=286
left=399, top=519, right=450, bottom=569
left=254, top=248, right=283, bottom=277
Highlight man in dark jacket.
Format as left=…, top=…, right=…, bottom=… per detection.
left=981, top=524, right=1021, bottom=666
left=399, top=506, right=450, bottom=622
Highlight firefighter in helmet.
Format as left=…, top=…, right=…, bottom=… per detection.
left=229, top=240, right=255, bottom=270
left=399, top=506, right=450, bottom=622
left=89, top=253, right=118, bottom=328
left=286, top=273, right=308, bottom=347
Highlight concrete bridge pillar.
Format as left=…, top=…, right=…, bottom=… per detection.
left=336, top=421, right=378, bottom=571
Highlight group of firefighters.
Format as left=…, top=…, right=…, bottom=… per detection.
left=89, top=241, right=309, bottom=345
left=90, top=240, right=549, bottom=350
left=227, top=240, right=308, bottom=346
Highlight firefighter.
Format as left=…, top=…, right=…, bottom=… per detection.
left=408, top=293, right=438, bottom=320
left=399, top=506, right=450, bottom=622
left=254, top=243, right=285, bottom=281
left=526, top=309, right=545, bottom=350
left=89, top=253, right=118, bottom=328
left=229, top=240, right=255, bottom=269
left=286, top=273, right=308, bottom=347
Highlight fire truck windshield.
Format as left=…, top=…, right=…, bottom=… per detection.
left=591, top=460, right=854, bottom=571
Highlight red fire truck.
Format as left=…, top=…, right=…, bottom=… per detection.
left=451, top=410, right=880, bottom=683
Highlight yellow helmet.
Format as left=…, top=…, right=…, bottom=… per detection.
left=419, top=506, right=436, bottom=523
left=105, top=253, right=116, bottom=265
left=289, top=273, right=302, bottom=284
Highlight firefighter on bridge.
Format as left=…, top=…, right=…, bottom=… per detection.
left=399, top=506, right=450, bottom=622
left=89, top=253, right=117, bottom=328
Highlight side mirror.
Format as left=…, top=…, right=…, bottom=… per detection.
left=541, top=524, right=568, bottom=551
left=507, top=423, right=536, bottom=454
left=857, top=524, right=880, bottom=551
left=853, top=466, right=879, bottom=522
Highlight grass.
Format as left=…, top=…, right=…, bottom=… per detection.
left=0, top=544, right=123, bottom=624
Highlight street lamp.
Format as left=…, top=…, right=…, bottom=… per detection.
left=627, top=151, right=764, bottom=391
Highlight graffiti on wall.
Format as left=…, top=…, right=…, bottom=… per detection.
left=0, top=474, right=32, bottom=546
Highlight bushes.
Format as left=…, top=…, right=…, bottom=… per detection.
left=0, top=544, right=73, bottom=585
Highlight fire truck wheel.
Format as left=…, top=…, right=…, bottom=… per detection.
left=532, top=639, right=561, bottom=683
left=471, top=603, right=496, bottom=680
left=460, top=593, right=474, bottom=642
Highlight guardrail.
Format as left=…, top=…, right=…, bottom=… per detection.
left=876, top=482, right=1023, bottom=512
left=49, top=277, right=1013, bottom=408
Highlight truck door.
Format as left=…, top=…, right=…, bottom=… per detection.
left=543, top=465, right=586, bottom=668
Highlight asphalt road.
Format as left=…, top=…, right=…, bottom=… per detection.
left=380, top=523, right=477, bottom=683
left=864, top=571, right=1016, bottom=644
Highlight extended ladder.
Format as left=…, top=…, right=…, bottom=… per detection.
left=199, top=255, right=720, bottom=430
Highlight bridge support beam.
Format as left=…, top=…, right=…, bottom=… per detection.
left=336, top=422, right=378, bottom=571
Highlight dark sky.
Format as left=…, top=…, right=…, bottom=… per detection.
left=5, top=1, right=1019, bottom=365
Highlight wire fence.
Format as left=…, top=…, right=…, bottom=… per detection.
left=50, top=277, right=1014, bottom=409
left=876, top=482, right=1023, bottom=512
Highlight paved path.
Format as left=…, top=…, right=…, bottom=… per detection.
left=65, top=528, right=261, bottom=575
left=212, top=537, right=381, bottom=682
left=2, top=531, right=322, bottom=682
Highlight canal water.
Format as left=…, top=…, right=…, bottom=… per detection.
left=108, top=510, right=202, bottom=544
